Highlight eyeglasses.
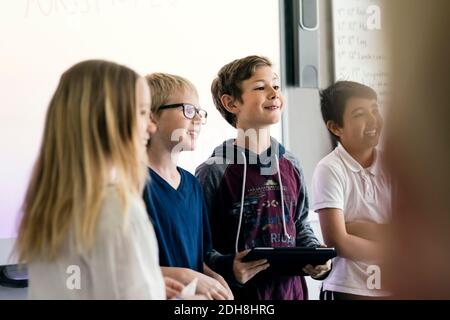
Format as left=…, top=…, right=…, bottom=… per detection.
left=159, top=103, right=208, bottom=125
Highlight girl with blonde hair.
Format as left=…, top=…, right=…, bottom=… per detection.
left=15, top=60, right=168, bottom=299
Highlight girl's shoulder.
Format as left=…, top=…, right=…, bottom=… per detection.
left=98, top=185, right=149, bottom=232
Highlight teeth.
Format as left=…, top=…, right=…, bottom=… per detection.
left=365, top=130, right=377, bottom=136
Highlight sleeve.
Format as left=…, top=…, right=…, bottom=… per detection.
left=195, top=161, right=221, bottom=218
left=195, top=162, right=239, bottom=286
left=295, top=165, right=321, bottom=248
left=86, top=200, right=166, bottom=300
left=311, top=162, right=345, bottom=212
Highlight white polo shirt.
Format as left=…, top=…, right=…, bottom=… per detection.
left=312, top=144, right=391, bottom=297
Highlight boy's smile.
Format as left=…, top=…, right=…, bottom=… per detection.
left=264, top=105, right=281, bottom=111
left=187, top=128, right=200, bottom=139
left=364, top=129, right=378, bottom=137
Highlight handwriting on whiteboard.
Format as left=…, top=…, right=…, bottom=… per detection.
left=333, top=0, right=389, bottom=108
left=24, top=0, right=180, bottom=18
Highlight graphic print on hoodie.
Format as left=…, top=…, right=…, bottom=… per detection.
left=196, top=138, right=321, bottom=300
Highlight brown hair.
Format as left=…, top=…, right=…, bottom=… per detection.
left=211, top=55, right=272, bottom=127
left=320, top=81, right=377, bottom=146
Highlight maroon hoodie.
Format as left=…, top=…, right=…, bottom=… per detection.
left=196, top=138, right=321, bottom=300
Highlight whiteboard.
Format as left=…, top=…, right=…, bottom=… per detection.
left=0, top=0, right=281, bottom=264
left=332, top=0, right=389, bottom=109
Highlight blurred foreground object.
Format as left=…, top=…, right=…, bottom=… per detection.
left=384, top=0, right=450, bottom=299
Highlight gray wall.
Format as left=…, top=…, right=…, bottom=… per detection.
left=281, top=0, right=334, bottom=189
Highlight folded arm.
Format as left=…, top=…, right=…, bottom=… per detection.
left=346, top=220, right=390, bottom=242
left=318, top=208, right=383, bottom=263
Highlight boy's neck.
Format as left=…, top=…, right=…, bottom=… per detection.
left=343, top=144, right=376, bottom=168
left=147, top=138, right=179, bottom=175
left=235, top=126, right=271, bottom=155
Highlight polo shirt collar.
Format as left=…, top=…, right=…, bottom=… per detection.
left=367, top=150, right=381, bottom=177
left=336, top=144, right=381, bottom=176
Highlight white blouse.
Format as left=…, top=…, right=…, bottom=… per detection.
left=28, top=185, right=165, bottom=300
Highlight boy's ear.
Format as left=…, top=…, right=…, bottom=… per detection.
left=220, top=94, right=240, bottom=115
left=326, top=120, right=342, bottom=137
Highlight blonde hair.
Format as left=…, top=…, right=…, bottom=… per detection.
left=145, top=72, right=198, bottom=114
left=16, top=60, right=147, bottom=262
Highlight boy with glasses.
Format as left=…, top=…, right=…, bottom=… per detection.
left=143, top=73, right=233, bottom=300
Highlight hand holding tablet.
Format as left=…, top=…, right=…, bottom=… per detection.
left=241, top=247, right=336, bottom=276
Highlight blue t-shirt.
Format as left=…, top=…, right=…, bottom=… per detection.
left=143, top=167, right=212, bottom=272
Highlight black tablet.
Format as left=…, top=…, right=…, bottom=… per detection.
left=241, top=247, right=337, bottom=276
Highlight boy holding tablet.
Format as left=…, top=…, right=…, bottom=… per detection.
left=196, top=56, right=331, bottom=300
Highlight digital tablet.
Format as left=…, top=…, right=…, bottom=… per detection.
left=241, top=247, right=337, bottom=276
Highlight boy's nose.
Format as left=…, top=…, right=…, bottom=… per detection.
left=192, top=112, right=204, bottom=125
left=269, top=88, right=279, bottom=100
left=147, top=118, right=157, bottom=134
left=193, top=111, right=202, bottom=121
left=368, top=111, right=379, bottom=124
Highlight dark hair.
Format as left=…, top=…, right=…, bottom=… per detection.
left=320, top=81, right=377, bottom=145
left=211, top=55, right=272, bottom=128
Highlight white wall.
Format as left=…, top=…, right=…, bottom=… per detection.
left=0, top=0, right=282, bottom=265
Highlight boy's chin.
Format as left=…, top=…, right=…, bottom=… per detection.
left=179, top=140, right=197, bottom=152
left=363, top=137, right=381, bottom=148
left=259, top=116, right=281, bottom=126
left=269, top=113, right=282, bottom=122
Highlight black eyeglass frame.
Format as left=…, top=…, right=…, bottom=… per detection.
left=158, top=103, right=208, bottom=124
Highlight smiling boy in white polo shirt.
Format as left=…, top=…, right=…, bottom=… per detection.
left=312, top=81, right=391, bottom=300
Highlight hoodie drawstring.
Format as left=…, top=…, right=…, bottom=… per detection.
left=275, top=154, right=291, bottom=240
left=235, top=151, right=247, bottom=253
left=235, top=152, right=291, bottom=253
